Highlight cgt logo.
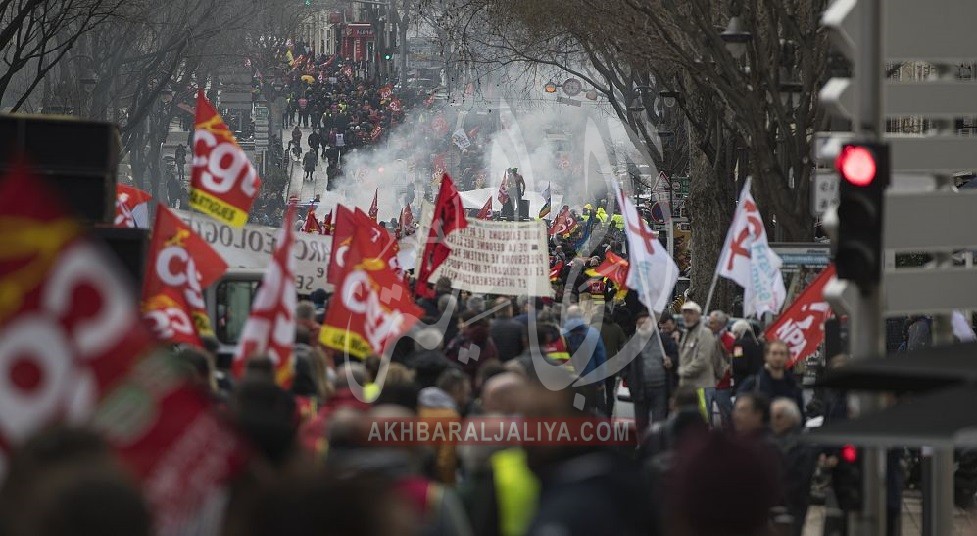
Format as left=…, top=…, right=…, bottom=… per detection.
left=341, top=267, right=410, bottom=352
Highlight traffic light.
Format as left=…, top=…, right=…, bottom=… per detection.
left=834, top=141, right=889, bottom=292
left=833, top=444, right=863, bottom=512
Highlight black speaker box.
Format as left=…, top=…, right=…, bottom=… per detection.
left=91, top=226, right=150, bottom=294
left=0, top=114, right=120, bottom=224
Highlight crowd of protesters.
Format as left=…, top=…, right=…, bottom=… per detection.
left=277, top=41, right=411, bottom=190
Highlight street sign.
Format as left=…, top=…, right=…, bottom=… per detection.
left=823, top=80, right=977, bottom=121
left=885, top=0, right=977, bottom=61
left=770, top=243, right=832, bottom=268
left=555, top=96, right=582, bottom=107
left=562, top=78, right=582, bottom=97
left=884, top=190, right=977, bottom=250
left=812, top=170, right=840, bottom=217
left=885, top=268, right=977, bottom=315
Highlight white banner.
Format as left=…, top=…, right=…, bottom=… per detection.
left=429, top=218, right=553, bottom=297
left=173, top=210, right=333, bottom=293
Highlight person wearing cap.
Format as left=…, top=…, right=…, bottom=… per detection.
left=677, top=301, right=718, bottom=423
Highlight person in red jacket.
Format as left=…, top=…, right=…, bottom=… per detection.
left=708, top=310, right=735, bottom=428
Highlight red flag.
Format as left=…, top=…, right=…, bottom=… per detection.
left=477, top=197, right=493, bottom=220
left=189, top=90, right=262, bottom=227
left=415, top=174, right=468, bottom=298
left=371, top=124, right=382, bottom=141
left=549, top=206, right=577, bottom=237
left=341, top=64, right=353, bottom=80
left=378, top=85, right=393, bottom=100
left=0, top=165, right=152, bottom=466
left=303, top=208, right=322, bottom=234
left=321, top=209, right=333, bottom=235
left=764, top=265, right=836, bottom=369
left=142, top=205, right=228, bottom=346
left=432, top=154, right=447, bottom=175
left=231, top=203, right=298, bottom=387
left=369, top=189, right=379, bottom=222
left=497, top=173, right=510, bottom=205
left=320, top=222, right=421, bottom=359
left=389, top=97, right=403, bottom=113
left=328, top=206, right=400, bottom=285
left=95, top=352, right=248, bottom=536
left=400, top=203, right=414, bottom=235
left=587, top=251, right=630, bottom=289
left=115, top=184, right=153, bottom=228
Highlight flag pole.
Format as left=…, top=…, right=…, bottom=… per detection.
left=703, top=269, right=720, bottom=315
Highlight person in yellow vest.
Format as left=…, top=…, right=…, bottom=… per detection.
left=459, top=373, right=540, bottom=536
left=595, top=206, right=609, bottom=223
left=581, top=204, right=593, bottom=222
left=519, top=376, right=655, bottom=535
left=611, top=212, right=625, bottom=230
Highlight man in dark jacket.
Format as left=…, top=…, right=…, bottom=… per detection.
left=622, top=310, right=671, bottom=433
left=771, top=397, right=818, bottom=536
left=736, top=340, right=805, bottom=422
left=489, top=297, right=524, bottom=361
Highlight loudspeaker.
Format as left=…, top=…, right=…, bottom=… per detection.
left=517, top=200, right=529, bottom=221
left=91, top=226, right=150, bottom=294
left=0, top=114, right=120, bottom=224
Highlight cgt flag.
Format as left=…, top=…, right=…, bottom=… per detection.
left=400, top=203, right=415, bottom=235
left=327, top=206, right=401, bottom=286
left=115, top=184, right=153, bottom=228
left=586, top=251, right=630, bottom=290
left=614, top=182, right=679, bottom=313
left=320, top=220, right=421, bottom=360
left=476, top=197, right=492, bottom=220
left=189, top=90, right=262, bottom=228
left=549, top=206, right=577, bottom=237
left=0, top=165, right=153, bottom=473
left=716, top=178, right=786, bottom=317
left=142, top=205, right=228, bottom=347
left=765, top=265, right=835, bottom=369
left=415, top=173, right=467, bottom=298
left=231, top=202, right=298, bottom=387
left=303, top=208, right=323, bottom=234
left=322, top=209, right=333, bottom=235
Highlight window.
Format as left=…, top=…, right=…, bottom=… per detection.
left=215, top=279, right=259, bottom=346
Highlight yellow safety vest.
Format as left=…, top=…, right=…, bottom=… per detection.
left=595, top=208, right=608, bottom=223
left=364, top=383, right=380, bottom=403
left=611, top=214, right=625, bottom=229
left=491, top=448, right=540, bottom=536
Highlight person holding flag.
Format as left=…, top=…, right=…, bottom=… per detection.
left=369, top=189, right=379, bottom=222
left=415, top=173, right=468, bottom=298
left=708, top=178, right=786, bottom=318
left=539, top=183, right=552, bottom=219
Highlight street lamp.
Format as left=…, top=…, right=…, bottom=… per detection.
left=543, top=80, right=558, bottom=93
left=160, top=87, right=174, bottom=104
left=659, top=90, right=682, bottom=108
left=720, top=15, right=752, bottom=59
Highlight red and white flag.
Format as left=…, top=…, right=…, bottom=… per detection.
left=115, top=184, right=153, bottom=228
left=614, top=183, right=679, bottom=313
left=303, top=208, right=322, bottom=234
left=231, top=203, right=298, bottom=387
left=497, top=173, right=510, bottom=205
left=320, top=222, right=422, bottom=360
left=142, top=205, right=228, bottom=347
left=716, top=178, right=786, bottom=317
left=189, top=90, right=262, bottom=227
left=0, top=165, right=152, bottom=473
left=371, top=124, right=382, bottom=141
left=549, top=206, right=577, bottom=237
left=416, top=173, right=468, bottom=298
left=328, top=206, right=401, bottom=286
left=765, top=265, right=835, bottom=368
left=389, top=97, right=403, bottom=113
left=378, top=85, right=393, bottom=100
left=369, top=188, right=379, bottom=222
left=477, top=197, right=493, bottom=220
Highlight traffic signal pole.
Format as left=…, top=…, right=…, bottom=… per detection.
left=850, top=1, right=887, bottom=534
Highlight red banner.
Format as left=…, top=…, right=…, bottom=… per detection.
left=115, top=184, right=153, bottom=228
left=0, top=165, right=151, bottom=464
left=189, top=91, right=262, bottom=227
left=231, top=203, right=298, bottom=387
left=320, top=222, right=421, bottom=359
left=142, top=206, right=228, bottom=347
left=477, top=197, right=493, bottom=220
left=415, top=174, right=468, bottom=298
left=369, top=189, right=379, bottom=221
left=764, top=265, right=836, bottom=368
left=95, top=353, right=248, bottom=536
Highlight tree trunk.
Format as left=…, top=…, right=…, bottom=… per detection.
left=684, top=129, right=738, bottom=314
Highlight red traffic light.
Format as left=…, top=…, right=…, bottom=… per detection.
left=836, top=145, right=877, bottom=187
left=841, top=444, right=858, bottom=464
